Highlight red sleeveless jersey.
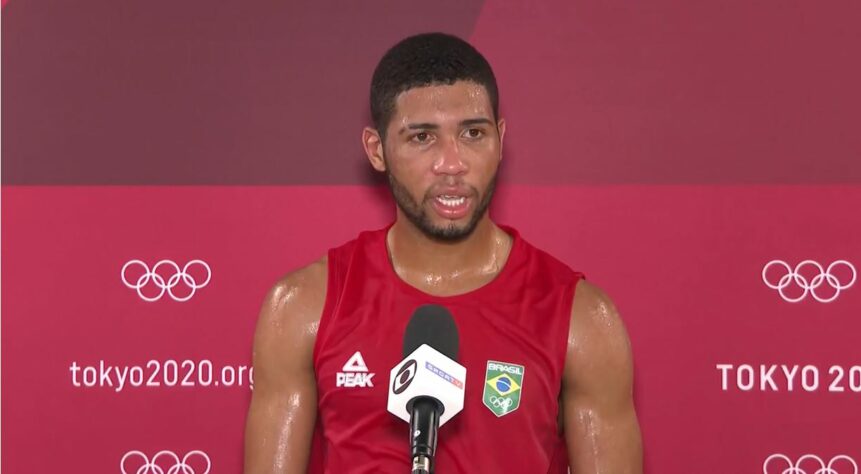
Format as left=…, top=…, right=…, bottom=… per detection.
left=310, top=223, right=584, bottom=473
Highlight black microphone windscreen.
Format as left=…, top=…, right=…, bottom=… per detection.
left=403, top=304, right=459, bottom=361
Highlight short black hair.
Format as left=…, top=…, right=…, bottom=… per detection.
left=370, top=32, right=499, bottom=141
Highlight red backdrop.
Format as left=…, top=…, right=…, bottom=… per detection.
left=3, top=1, right=859, bottom=473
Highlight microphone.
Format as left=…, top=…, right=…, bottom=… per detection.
left=387, top=305, right=466, bottom=474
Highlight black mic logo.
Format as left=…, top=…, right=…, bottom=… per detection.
left=392, top=359, right=418, bottom=394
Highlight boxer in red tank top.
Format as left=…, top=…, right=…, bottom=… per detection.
left=245, top=33, right=642, bottom=474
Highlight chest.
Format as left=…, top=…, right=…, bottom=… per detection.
left=314, top=298, right=566, bottom=429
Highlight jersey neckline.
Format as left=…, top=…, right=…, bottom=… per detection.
left=375, top=221, right=524, bottom=302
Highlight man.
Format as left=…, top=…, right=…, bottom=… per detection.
left=245, top=32, right=642, bottom=473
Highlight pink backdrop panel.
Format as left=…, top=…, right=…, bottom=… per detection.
left=3, top=185, right=859, bottom=472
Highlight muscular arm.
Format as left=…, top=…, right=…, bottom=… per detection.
left=244, top=258, right=327, bottom=474
left=563, top=279, right=643, bottom=474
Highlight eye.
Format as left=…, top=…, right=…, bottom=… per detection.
left=410, top=132, right=431, bottom=143
left=465, top=128, right=485, bottom=139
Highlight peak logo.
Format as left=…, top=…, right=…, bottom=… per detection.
left=121, top=450, right=210, bottom=474
left=336, top=351, right=375, bottom=388
left=763, top=454, right=857, bottom=474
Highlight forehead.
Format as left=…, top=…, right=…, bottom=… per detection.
left=391, top=81, right=492, bottom=124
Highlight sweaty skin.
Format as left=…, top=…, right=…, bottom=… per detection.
left=563, top=280, right=643, bottom=473
left=243, top=81, right=643, bottom=473
left=244, top=258, right=326, bottom=474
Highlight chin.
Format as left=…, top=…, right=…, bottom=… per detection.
left=424, top=220, right=477, bottom=241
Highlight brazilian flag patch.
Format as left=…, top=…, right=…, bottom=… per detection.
left=482, top=360, right=525, bottom=417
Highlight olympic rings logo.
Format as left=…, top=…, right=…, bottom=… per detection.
left=121, top=260, right=211, bottom=302
left=762, top=260, right=856, bottom=303
left=488, top=395, right=513, bottom=410
left=763, top=453, right=858, bottom=474
left=120, top=450, right=211, bottom=474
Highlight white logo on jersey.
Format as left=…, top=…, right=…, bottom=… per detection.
left=336, top=351, right=375, bottom=388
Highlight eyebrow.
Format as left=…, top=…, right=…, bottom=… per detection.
left=398, top=117, right=495, bottom=135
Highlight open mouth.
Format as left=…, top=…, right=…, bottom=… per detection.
left=435, top=195, right=466, bottom=208
left=429, top=193, right=471, bottom=219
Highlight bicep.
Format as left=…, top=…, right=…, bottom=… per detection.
left=245, top=367, right=317, bottom=474
left=244, top=266, right=325, bottom=474
left=562, top=373, right=640, bottom=474
left=562, top=280, right=642, bottom=474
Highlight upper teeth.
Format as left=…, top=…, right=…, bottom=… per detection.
left=437, top=196, right=465, bottom=207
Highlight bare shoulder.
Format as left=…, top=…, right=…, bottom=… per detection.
left=253, top=256, right=329, bottom=374
left=562, top=284, right=643, bottom=473
left=245, top=257, right=328, bottom=473
left=565, top=279, right=634, bottom=389
left=259, top=256, right=328, bottom=328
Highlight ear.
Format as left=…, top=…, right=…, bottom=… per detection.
left=362, top=127, right=387, bottom=172
left=497, top=117, right=507, bottom=160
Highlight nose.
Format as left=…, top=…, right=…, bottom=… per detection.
left=432, top=137, right=468, bottom=176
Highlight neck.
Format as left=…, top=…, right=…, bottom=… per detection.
left=386, top=212, right=513, bottom=294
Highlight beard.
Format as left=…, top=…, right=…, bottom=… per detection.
left=385, top=168, right=498, bottom=243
